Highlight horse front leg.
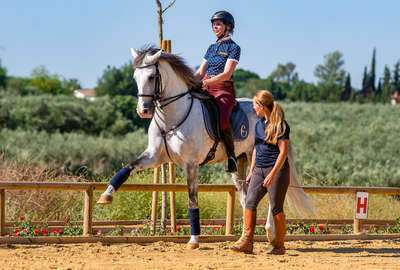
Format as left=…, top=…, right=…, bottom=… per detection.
left=185, top=161, right=200, bottom=249
left=97, top=146, right=166, bottom=204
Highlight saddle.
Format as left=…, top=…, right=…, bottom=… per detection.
left=190, top=88, right=250, bottom=166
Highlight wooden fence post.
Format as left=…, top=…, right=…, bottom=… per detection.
left=353, top=218, right=361, bottom=234
left=0, top=189, right=5, bottom=236
left=161, top=164, right=167, bottom=231
left=151, top=167, right=160, bottom=233
left=169, top=162, right=176, bottom=232
left=225, top=190, right=235, bottom=235
left=83, top=186, right=93, bottom=236
left=162, top=39, right=176, bottom=233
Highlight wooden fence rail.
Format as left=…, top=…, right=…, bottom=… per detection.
left=1, top=182, right=400, bottom=237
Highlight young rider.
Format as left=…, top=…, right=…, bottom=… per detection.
left=194, top=10, right=241, bottom=173
left=231, top=90, right=290, bottom=255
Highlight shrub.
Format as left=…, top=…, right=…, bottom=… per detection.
left=0, top=95, right=149, bottom=135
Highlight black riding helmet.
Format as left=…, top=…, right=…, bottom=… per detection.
left=210, top=10, right=235, bottom=33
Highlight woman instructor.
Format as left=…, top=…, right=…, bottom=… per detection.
left=195, top=10, right=241, bottom=172
left=231, top=90, right=290, bottom=255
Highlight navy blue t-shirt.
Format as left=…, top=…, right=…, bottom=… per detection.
left=203, top=39, right=241, bottom=76
left=254, top=118, right=290, bottom=168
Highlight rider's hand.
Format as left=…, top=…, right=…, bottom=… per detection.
left=263, top=172, right=276, bottom=187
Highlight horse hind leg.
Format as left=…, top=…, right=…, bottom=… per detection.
left=231, top=153, right=248, bottom=243
left=266, top=204, right=276, bottom=245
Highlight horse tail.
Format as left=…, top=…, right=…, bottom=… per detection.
left=286, top=142, right=316, bottom=215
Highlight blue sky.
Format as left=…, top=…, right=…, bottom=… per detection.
left=1, top=0, right=399, bottom=89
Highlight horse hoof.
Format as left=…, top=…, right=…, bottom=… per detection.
left=97, top=194, right=113, bottom=204
left=186, top=243, right=199, bottom=249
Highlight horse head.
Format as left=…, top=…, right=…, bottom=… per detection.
left=131, top=48, right=163, bottom=119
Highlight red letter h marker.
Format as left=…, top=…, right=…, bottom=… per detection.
left=357, top=197, right=368, bottom=214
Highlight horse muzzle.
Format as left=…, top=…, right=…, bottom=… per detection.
left=137, top=104, right=154, bottom=118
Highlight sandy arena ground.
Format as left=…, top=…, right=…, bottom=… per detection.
left=0, top=239, right=399, bottom=270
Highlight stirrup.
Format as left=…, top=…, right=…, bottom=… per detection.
left=226, top=156, right=238, bottom=172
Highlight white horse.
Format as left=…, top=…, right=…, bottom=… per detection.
left=98, top=46, right=313, bottom=248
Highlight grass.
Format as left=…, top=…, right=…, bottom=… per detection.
left=283, top=102, right=400, bottom=187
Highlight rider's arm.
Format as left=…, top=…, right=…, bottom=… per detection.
left=194, top=60, right=207, bottom=80
left=202, top=59, right=237, bottom=87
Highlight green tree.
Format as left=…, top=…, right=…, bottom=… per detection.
left=314, top=51, right=346, bottom=86
left=359, top=65, right=374, bottom=99
left=233, top=68, right=260, bottom=97
left=270, top=62, right=299, bottom=84
left=95, top=62, right=138, bottom=97
left=394, top=61, right=400, bottom=92
left=376, top=79, right=382, bottom=99
left=29, top=66, right=74, bottom=95
left=383, top=65, right=391, bottom=87
left=362, top=66, right=368, bottom=91
left=4, top=76, right=41, bottom=96
left=0, top=58, right=7, bottom=89
left=233, top=68, right=260, bottom=82
left=381, top=65, right=392, bottom=103
left=112, top=95, right=150, bottom=130
left=368, top=48, right=376, bottom=92
left=62, top=78, right=81, bottom=93
left=239, top=77, right=285, bottom=99
left=341, top=73, right=353, bottom=101
left=286, top=80, right=319, bottom=102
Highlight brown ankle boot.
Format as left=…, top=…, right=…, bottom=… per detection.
left=230, top=208, right=256, bottom=254
left=269, top=212, right=286, bottom=255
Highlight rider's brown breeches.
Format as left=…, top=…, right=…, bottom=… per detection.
left=203, top=75, right=236, bottom=130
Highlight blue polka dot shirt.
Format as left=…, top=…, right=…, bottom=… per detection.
left=203, top=39, right=241, bottom=76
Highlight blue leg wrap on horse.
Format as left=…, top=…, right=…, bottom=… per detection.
left=189, top=208, right=200, bottom=235
left=110, top=167, right=131, bottom=191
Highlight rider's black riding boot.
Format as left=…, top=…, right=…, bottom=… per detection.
left=221, top=126, right=237, bottom=172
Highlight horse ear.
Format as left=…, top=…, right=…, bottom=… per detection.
left=130, top=48, right=138, bottom=59
left=143, top=49, right=163, bottom=65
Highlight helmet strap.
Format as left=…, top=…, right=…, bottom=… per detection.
left=217, top=25, right=230, bottom=41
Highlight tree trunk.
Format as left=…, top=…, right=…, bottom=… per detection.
left=155, top=0, right=163, bottom=47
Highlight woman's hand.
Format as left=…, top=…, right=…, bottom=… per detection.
left=202, top=80, right=209, bottom=88
left=263, top=172, right=276, bottom=187
left=246, top=173, right=252, bottom=184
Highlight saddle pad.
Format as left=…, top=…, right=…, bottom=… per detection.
left=201, top=102, right=249, bottom=141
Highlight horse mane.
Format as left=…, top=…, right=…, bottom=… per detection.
left=133, top=45, right=202, bottom=89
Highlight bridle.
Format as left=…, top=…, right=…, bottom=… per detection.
left=135, top=61, right=194, bottom=160
left=136, top=62, right=192, bottom=109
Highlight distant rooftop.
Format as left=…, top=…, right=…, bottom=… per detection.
left=74, top=89, right=96, bottom=101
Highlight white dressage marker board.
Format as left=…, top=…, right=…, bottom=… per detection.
left=355, top=192, right=369, bottom=219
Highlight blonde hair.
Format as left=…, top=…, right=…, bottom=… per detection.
left=253, top=90, right=287, bottom=144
